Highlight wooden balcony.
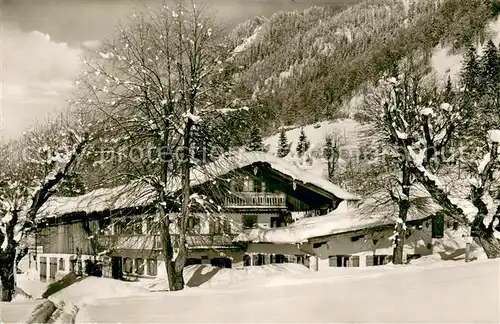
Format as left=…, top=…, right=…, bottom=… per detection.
left=224, top=192, right=287, bottom=209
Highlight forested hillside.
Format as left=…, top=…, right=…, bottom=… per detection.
left=228, top=0, right=499, bottom=130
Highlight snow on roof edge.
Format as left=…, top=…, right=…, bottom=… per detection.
left=233, top=191, right=444, bottom=244
left=37, top=152, right=359, bottom=219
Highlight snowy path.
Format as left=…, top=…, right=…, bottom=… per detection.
left=76, top=260, right=500, bottom=323
left=0, top=300, right=40, bottom=323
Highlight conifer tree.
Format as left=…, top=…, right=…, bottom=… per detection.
left=277, top=128, right=290, bottom=158
left=248, top=125, right=265, bottom=152
left=296, top=128, right=310, bottom=158
left=480, top=40, right=500, bottom=85
left=480, top=40, right=500, bottom=109
left=461, top=45, right=481, bottom=95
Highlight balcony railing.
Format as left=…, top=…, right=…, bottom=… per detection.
left=224, top=192, right=287, bottom=208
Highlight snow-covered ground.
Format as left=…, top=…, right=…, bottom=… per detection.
left=0, top=300, right=41, bottom=323
left=0, top=257, right=50, bottom=324
left=14, top=255, right=49, bottom=300
left=50, top=264, right=311, bottom=306
left=74, top=259, right=500, bottom=323
left=263, top=118, right=368, bottom=179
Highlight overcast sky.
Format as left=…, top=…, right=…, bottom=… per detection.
left=0, top=0, right=359, bottom=139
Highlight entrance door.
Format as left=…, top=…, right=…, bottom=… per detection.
left=49, top=257, right=57, bottom=280
left=111, top=257, right=122, bottom=279
left=39, top=257, right=47, bottom=281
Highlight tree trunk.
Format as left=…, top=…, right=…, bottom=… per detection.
left=0, top=247, right=16, bottom=302
left=168, top=87, right=196, bottom=291
left=170, top=260, right=185, bottom=291
left=159, top=210, right=185, bottom=291
left=475, top=235, right=500, bottom=259
left=471, top=213, right=500, bottom=259
left=393, top=198, right=409, bottom=265
left=393, top=160, right=411, bottom=265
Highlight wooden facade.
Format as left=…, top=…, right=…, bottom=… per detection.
left=35, top=162, right=350, bottom=280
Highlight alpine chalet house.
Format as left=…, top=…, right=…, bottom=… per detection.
left=34, top=152, right=360, bottom=281
left=234, top=184, right=446, bottom=270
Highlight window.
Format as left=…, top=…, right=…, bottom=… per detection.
left=253, top=177, right=264, bottom=192
left=59, top=258, right=65, bottom=271
left=270, top=254, right=286, bottom=264
left=210, top=219, right=230, bottom=234
left=98, top=218, right=111, bottom=232
left=337, top=256, right=349, bottom=267
left=243, top=177, right=253, bottom=192
left=242, top=215, right=258, bottom=229
left=147, top=259, right=157, bottom=276
left=187, top=217, right=201, bottom=233
left=270, top=217, right=284, bottom=228
left=368, top=255, right=389, bottom=266
left=146, top=217, right=160, bottom=234
left=329, top=255, right=358, bottom=267
left=116, top=218, right=144, bottom=235
left=135, top=258, right=144, bottom=275
left=133, top=220, right=144, bottom=235
left=255, top=254, right=265, bottom=266
left=351, top=256, right=360, bottom=267
left=117, top=218, right=133, bottom=234
left=123, top=258, right=133, bottom=273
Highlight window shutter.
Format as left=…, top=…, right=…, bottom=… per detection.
left=135, top=258, right=144, bottom=275
left=366, top=255, right=374, bottom=266
left=147, top=259, right=157, bottom=276
left=329, top=256, right=336, bottom=267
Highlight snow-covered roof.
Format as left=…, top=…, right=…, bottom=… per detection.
left=37, top=182, right=156, bottom=219
left=38, top=152, right=359, bottom=218
left=213, top=152, right=360, bottom=201
left=233, top=185, right=443, bottom=244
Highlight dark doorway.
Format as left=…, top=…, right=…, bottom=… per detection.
left=210, top=257, right=232, bottom=268
left=111, top=257, right=123, bottom=279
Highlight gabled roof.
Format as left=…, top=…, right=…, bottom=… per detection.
left=37, top=152, right=359, bottom=219
left=233, top=184, right=444, bottom=244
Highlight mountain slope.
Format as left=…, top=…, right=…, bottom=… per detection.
left=229, top=0, right=499, bottom=129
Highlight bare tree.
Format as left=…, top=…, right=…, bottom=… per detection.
left=323, top=133, right=340, bottom=182
left=359, top=59, right=433, bottom=264
left=77, top=2, right=247, bottom=291
left=0, top=117, right=90, bottom=301
left=361, top=55, right=500, bottom=260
